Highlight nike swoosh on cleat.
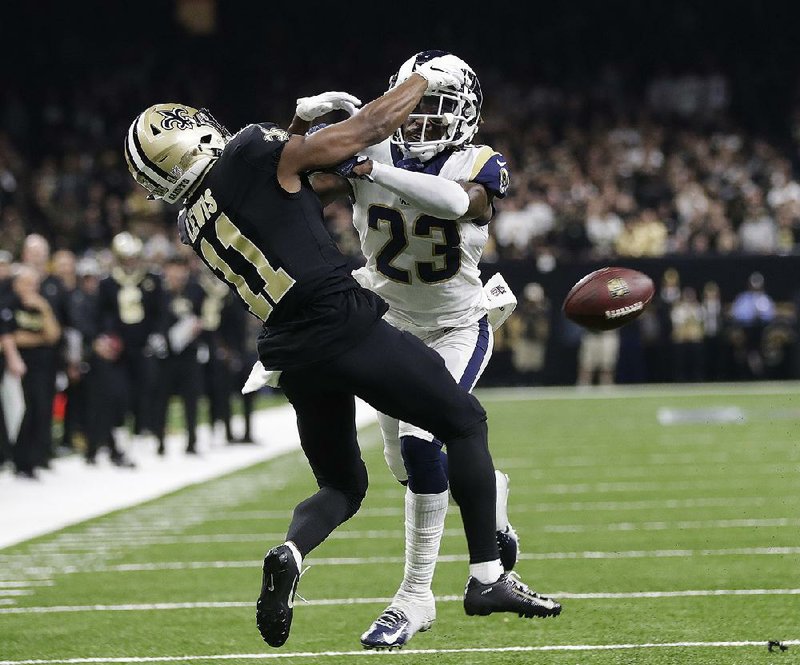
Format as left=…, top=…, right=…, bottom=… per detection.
left=382, top=625, right=406, bottom=645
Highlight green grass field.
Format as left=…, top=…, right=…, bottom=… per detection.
left=2, top=384, right=799, bottom=664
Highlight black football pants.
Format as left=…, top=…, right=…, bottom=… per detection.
left=279, top=318, right=498, bottom=564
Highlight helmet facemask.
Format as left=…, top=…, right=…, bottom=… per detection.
left=389, top=51, right=482, bottom=162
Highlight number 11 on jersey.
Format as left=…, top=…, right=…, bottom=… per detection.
left=201, top=213, right=295, bottom=321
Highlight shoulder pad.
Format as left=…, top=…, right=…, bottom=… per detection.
left=469, top=146, right=510, bottom=199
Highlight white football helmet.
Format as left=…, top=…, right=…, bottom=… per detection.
left=124, top=104, right=230, bottom=204
left=389, top=50, right=483, bottom=162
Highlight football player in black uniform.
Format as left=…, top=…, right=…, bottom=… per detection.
left=152, top=255, right=204, bottom=455
left=96, top=233, right=165, bottom=444
left=125, top=54, right=560, bottom=648
left=196, top=261, right=250, bottom=443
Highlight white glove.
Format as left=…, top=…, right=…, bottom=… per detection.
left=414, top=55, right=466, bottom=92
left=296, top=91, right=362, bottom=121
left=242, top=361, right=282, bottom=393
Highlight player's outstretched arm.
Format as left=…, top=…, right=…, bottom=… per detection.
left=350, top=159, right=492, bottom=221
left=277, top=57, right=463, bottom=191
left=277, top=74, right=427, bottom=191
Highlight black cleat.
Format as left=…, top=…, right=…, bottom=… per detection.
left=496, top=526, right=519, bottom=572
left=464, top=572, right=561, bottom=619
left=256, top=545, right=299, bottom=647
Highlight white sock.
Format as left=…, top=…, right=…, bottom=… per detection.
left=469, top=559, right=504, bottom=584
left=494, top=470, right=511, bottom=531
left=395, top=489, right=448, bottom=604
left=283, top=540, right=302, bottom=570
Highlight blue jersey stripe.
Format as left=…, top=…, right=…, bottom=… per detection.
left=458, top=315, right=490, bottom=390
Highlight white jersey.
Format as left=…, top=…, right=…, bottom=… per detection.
left=351, top=139, right=510, bottom=332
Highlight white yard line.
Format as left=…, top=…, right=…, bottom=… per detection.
left=1, top=640, right=799, bottom=663
left=207, top=496, right=779, bottom=521
left=543, top=517, right=800, bottom=533
left=476, top=382, right=800, bottom=401
left=2, top=588, right=799, bottom=615
left=0, top=581, right=53, bottom=588
left=32, top=530, right=435, bottom=547
left=15, top=545, right=796, bottom=576
left=30, top=515, right=800, bottom=549
left=540, top=478, right=797, bottom=494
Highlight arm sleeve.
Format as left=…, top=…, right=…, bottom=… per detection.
left=370, top=161, right=470, bottom=220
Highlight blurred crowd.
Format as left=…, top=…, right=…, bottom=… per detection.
left=484, top=267, right=799, bottom=388
left=3, top=68, right=800, bottom=265
left=3, top=51, right=800, bottom=480
left=476, top=74, right=800, bottom=265
left=0, top=232, right=259, bottom=479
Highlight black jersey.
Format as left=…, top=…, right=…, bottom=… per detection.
left=182, top=123, right=387, bottom=370
left=162, top=280, right=204, bottom=357
left=97, top=269, right=163, bottom=354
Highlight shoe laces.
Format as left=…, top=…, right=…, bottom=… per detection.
left=505, top=571, right=543, bottom=599
left=374, top=608, right=406, bottom=629
left=294, top=565, right=311, bottom=604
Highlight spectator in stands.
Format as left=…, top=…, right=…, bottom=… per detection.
left=492, top=191, right=554, bottom=259
left=738, top=201, right=778, bottom=254
left=670, top=287, right=705, bottom=381
left=701, top=282, right=725, bottom=381
left=508, top=283, right=551, bottom=385
left=585, top=199, right=623, bottom=258
left=577, top=328, right=619, bottom=386
left=730, top=272, right=776, bottom=378
left=20, top=234, right=66, bottom=468
left=615, top=209, right=668, bottom=257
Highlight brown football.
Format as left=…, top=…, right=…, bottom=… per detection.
left=563, top=267, right=655, bottom=331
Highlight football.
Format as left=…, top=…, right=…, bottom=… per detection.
left=563, top=267, right=655, bottom=331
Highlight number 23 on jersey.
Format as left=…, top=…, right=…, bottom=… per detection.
left=368, top=204, right=461, bottom=285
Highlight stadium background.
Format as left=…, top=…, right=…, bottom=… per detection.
left=2, top=3, right=800, bottom=664
left=2, top=0, right=800, bottom=388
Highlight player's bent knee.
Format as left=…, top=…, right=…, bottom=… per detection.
left=341, top=459, right=368, bottom=519
left=439, top=393, right=487, bottom=441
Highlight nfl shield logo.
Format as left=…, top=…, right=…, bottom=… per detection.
left=606, top=277, right=630, bottom=298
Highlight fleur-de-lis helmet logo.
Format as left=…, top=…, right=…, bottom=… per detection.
left=158, top=108, right=193, bottom=130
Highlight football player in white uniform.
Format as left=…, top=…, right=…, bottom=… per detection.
left=297, top=51, right=557, bottom=649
